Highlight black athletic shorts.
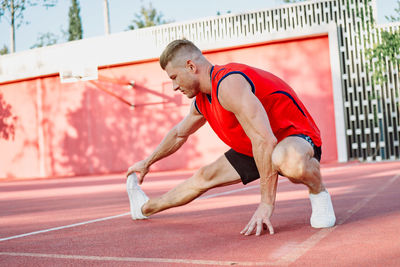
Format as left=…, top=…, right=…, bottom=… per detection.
left=224, top=134, right=322, bottom=185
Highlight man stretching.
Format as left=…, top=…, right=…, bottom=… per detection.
left=126, top=39, right=336, bottom=236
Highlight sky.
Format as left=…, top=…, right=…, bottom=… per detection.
left=0, top=0, right=398, bottom=53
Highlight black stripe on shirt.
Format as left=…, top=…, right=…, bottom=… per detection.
left=216, top=71, right=256, bottom=104
left=270, top=91, right=307, bottom=117
left=194, top=99, right=202, bottom=115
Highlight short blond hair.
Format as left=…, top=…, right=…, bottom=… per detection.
left=159, top=39, right=202, bottom=70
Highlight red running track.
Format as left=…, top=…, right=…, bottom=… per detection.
left=0, top=161, right=399, bottom=266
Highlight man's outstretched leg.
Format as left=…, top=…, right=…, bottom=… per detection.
left=128, top=155, right=242, bottom=219
left=272, top=136, right=336, bottom=228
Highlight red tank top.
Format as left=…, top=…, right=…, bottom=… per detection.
left=195, top=63, right=321, bottom=156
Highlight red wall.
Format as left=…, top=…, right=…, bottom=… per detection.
left=0, top=35, right=337, bottom=180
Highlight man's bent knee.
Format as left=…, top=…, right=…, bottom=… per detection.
left=272, top=140, right=310, bottom=179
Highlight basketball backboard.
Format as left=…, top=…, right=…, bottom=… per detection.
left=59, top=65, right=98, bottom=83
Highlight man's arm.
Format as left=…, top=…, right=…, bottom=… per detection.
left=218, top=74, right=278, bottom=236
left=127, top=100, right=206, bottom=183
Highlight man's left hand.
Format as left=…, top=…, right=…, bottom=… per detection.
left=240, top=202, right=275, bottom=236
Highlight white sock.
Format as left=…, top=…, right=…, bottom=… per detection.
left=309, top=190, right=336, bottom=228
left=126, top=173, right=149, bottom=220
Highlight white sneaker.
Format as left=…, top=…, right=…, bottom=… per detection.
left=126, top=173, right=149, bottom=220
left=309, top=190, right=336, bottom=228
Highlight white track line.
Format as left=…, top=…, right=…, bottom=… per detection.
left=274, top=173, right=400, bottom=265
left=2, top=173, right=398, bottom=265
left=0, top=213, right=130, bottom=242
left=0, top=252, right=279, bottom=266
left=0, top=164, right=371, bottom=244
left=0, top=181, right=274, bottom=242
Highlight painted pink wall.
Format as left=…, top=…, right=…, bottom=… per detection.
left=0, top=35, right=337, bottom=180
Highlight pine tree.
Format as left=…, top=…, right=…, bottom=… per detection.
left=68, top=0, right=82, bottom=41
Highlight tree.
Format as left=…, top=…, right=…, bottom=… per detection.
left=30, top=32, right=59, bottom=48
left=366, top=30, right=400, bottom=84
left=126, top=2, right=172, bottom=30
left=0, top=44, right=9, bottom=55
left=0, top=0, right=57, bottom=53
left=68, top=0, right=82, bottom=41
left=366, top=0, right=400, bottom=84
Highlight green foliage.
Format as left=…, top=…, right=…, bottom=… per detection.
left=386, top=0, right=400, bottom=22
left=366, top=0, right=400, bottom=85
left=0, top=0, right=57, bottom=27
left=366, top=30, right=400, bottom=84
left=30, top=32, right=59, bottom=48
left=0, top=44, right=9, bottom=54
left=0, top=0, right=57, bottom=52
left=126, top=2, right=172, bottom=30
left=68, top=0, right=82, bottom=41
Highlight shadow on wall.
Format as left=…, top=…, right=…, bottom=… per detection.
left=0, top=92, right=18, bottom=141
left=59, top=78, right=200, bottom=176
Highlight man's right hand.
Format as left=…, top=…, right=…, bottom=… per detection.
left=126, top=160, right=149, bottom=185
left=240, top=202, right=275, bottom=236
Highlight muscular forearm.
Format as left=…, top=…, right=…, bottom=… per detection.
left=252, top=138, right=278, bottom=204
left=145, top=126, right=188, bottom=167
left=260, top=170, right=278, bottom=205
